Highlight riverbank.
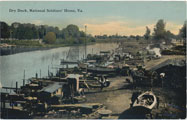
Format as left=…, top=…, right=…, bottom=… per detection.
left=1, top=39, right=185, bottom=119
left=0, top=38, right=143, bottom=56
left=0, top=42, right=96, bottom=56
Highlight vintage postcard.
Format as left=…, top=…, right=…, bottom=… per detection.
left=0, top=1, right=186, bottom=119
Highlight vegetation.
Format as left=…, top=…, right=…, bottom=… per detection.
left=153, top=19, right=166, bottom=41
left=1, top=40, right=42, bottom=46
left=13, top=24, right=39, bottom=40
left=161, top=45, right=186, bottom=55
left=179, top=21, right=186, bottom=42
left=43, top=32, right=56, bottom=44
left=0, top=22, right=10, bottom=38
left=0, top=21, right=95, bottom=46
left=57, top=24, right=95, bottom=45
left=144, top=26, right=151, bottom=40
left=152, top=19, right=178, bottom=44
left=0, top=19, right=186, bottom=47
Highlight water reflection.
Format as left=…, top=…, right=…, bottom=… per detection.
left=0, top=43, right=118, bottom=89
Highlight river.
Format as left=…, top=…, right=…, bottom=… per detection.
left=0, top=43, right=118, bottom=91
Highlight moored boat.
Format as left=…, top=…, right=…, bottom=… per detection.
left=133, top=91, right=157, bottom=110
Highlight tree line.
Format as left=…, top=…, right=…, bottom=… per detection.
left=0, top=22, right=95, bottom=44
left=95, top=19, right=186, bottom=44
left=150, top=19, right=186, bottom=44
left=0, top=19, right=186, bottom=45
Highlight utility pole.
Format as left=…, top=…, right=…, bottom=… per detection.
left=40, top=69, right=41, bottom=79
left=23, top=70, right=25, bottom=86
left=85, top=25, right=87, bottom=61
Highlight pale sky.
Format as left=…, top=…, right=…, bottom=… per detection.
left=0, top=1, right=186, bottom=36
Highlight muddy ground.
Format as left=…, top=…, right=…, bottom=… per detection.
left=83, top=55, right=186, bottom=119
left=84, top=75, right=186, bottom=119
left=36, top=55, right=186, bottom=119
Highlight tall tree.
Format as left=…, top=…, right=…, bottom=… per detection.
left=165, top=30, right=175, bottom=44
left=179, top=21, right=186, bottom=41
left=66, top=24, right=80, bottom=37
left=24, top=26, right=33, bottom=39
left=32, top=26, right=39, bottom=39
left=38, top=25, right=46, bottom=39
left=0, top=21, right=10, bottom=38
left=16, top=24, right=25, bottom=39
left=54, top=27, right=60, bottom=38
left=153, top=19, right=167, bottom=42
left=144, top=26, right=151, bottom=40
left=61, top=28, right=69, bottom=39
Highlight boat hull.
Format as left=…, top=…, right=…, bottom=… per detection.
left=133, top=91, right=157, bottom=110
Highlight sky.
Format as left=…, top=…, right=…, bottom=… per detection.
left=0, top=1, right=186, bottom=36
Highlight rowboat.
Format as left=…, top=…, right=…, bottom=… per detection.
left=133, top=91, right=157, bottom=110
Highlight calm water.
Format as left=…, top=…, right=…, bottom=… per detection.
left=0, top=43, right=118, bottom=90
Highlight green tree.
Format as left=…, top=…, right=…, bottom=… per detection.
left=179, top=21, right=186, bottom=41
left=54, top=27, right=60, bottom=38
left=16, top=24, right=25, bottom=39
left=38, top=25, right=46, bottom=39
left=0, top=21, right=10, bottom=38
left=153, top=19, right=167, bottom=41
left=24, top=26, right=33, bottom=39
left=66, top=24, right=80, bottom=37
left=32, top=26, right=39, bottom=39
left=61, top=29, right=69, bottom=39
left=144, top=26, right=151, bottom=40
left=165, top=30, right=174, bottom=44
left=43, top=32, right=56, bottom=44
left=80, top=31, right=86, bottom=37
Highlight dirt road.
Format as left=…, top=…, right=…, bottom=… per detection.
left=85, top=76, right=134, bottom=118
left=145, top=55, right=185, bottom=70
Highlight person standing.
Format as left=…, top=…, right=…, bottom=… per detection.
left=160, top=73, right=165, bottom=88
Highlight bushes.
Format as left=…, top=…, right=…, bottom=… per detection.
left=55, top=37, right=95, bottom=45
left=161, top=45, right=186, bottom=55
left=43, top=32, right=56, bottom=44
left=1, top=40, right=42, bottom=46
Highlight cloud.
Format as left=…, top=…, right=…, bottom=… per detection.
left=81, top=20, right=152, bottom=36
left=166, top=22, right=182, bottom=35
left=79, top=19, right=182, bottom=36
left=31, top=20, right=43, bottom=25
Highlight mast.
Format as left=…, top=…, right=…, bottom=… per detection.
left=23, top=70, right=25, bottom=86
left=85, top=25, right=87, bottom=61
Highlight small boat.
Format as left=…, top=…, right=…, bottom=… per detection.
left=133, top=91, right=157, bottom=110
left=87, top=67, right=116, bottom=74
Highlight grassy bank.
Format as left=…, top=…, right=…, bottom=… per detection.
left=0, top=39, right=96, bottom=48
left=1, top=40, right=42, bottom=46
left=0, top=40, right=97, bottom=56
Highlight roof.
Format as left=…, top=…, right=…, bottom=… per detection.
left=41, top=82, right=63, bottom=93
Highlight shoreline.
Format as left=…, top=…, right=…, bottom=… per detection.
left=0, top=38, right=141, bottom=56
left=0, top=42, right=97, bottom=56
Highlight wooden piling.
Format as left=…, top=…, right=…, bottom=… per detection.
left=16, top=82, right=18, bottom=93
left=40, top=69, right=41, bottom=78
left=23, top=70, right=25, bottom=86
left=48, top=65, right=50, bottom=77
